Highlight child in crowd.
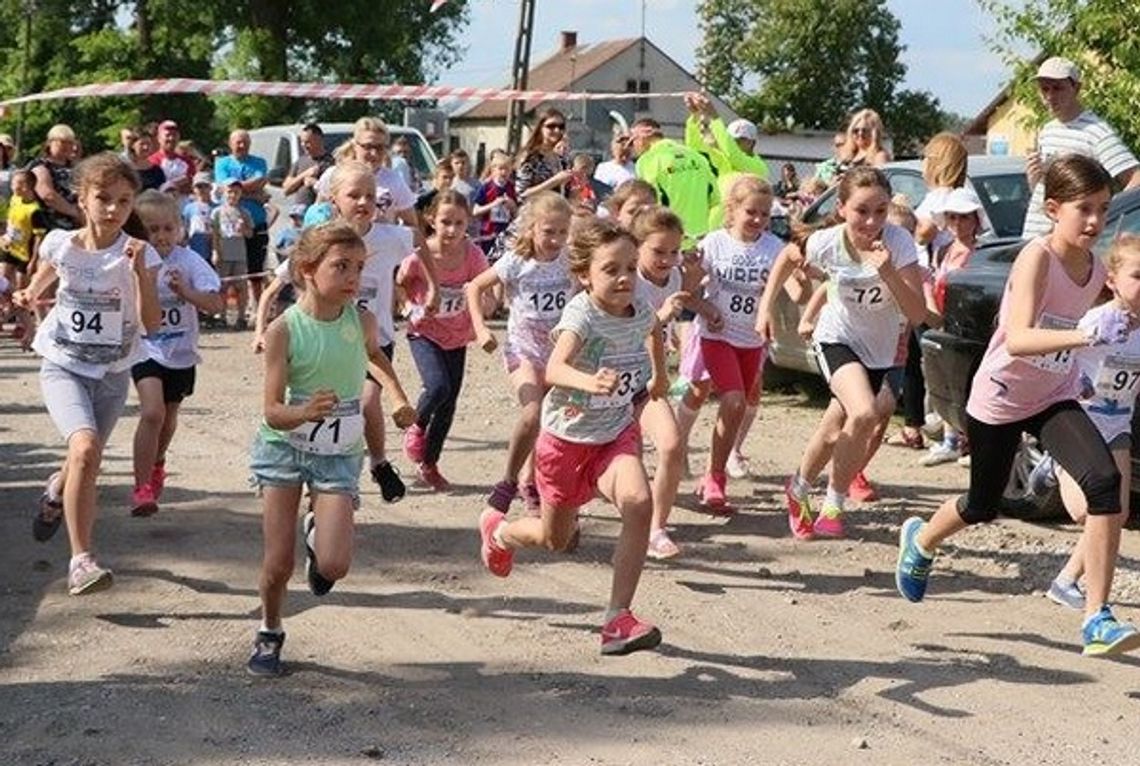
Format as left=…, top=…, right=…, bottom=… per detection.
left=567, top=153, right=599, bottom=212
left=129, top=190, right=224, bottom=516
left=273, top=204, right=306, bottom=264
left=248, top=222, right=416, bottom=677
left=15, top=153, right=162, bottom=594
left=211, top=178, right=253, bottom=330
left=398, top=190, right=489, bottom=490
left=415, top=161, right=456, bottom=218
left=896, top=155, right=1140, bottom=656
left=1, top=169, right=47, bottom=345
left=468, top=192, right=574, bottom=516
left=478, top=217, right=666, bottom=656
left=182, top=172, right=215, bottom=262
left=471, top=152, right=518, bottom=256
left=605, top=179, right=657, bottom=228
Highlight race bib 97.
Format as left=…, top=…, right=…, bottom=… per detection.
left=1094, top=354, right=1140, bottom=400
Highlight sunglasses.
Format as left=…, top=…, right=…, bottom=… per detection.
left=544, top=122, right=566, bottom=131
left=851, top=127, right=872, bottom=136
left=355, top=141, right=387, bottom=151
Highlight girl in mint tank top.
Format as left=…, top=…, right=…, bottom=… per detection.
left=247, top=222, right=416, bottom=678
left=896, top=155, right=1140, bottom=658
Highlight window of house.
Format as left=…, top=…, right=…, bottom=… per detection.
left=626, top=79, right=650, bottom=111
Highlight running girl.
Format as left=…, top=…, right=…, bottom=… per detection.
left=757, top=167, right=927, bottom=539
left=606, top=179, right=656, bottom=229
left=14, top=153, right=161, bottom=594
left=248, top=222, right=416, bottom=677
left=129, top=190, right=224, bottom=516
left=468, top=191, right=574, bottom=516
left=895, top=155, right=1140, bottom=656
left=398, top=190, right=489, bottom=490
left=478, top=216, right=666, bottom=655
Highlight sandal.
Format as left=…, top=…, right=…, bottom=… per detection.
left=886, top=428, right=924, bottom=450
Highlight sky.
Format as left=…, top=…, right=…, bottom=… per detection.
left=439, top=0, right=1015, bottom=118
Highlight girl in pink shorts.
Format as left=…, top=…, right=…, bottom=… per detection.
left=478, top=217, right=667, bottom=656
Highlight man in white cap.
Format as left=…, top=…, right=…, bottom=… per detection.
left=1022, top=56, right=1140, bottom=237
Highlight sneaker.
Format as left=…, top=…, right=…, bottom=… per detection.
left=417, top=463, right=451, bottom=492
left=479, top=509, right=513, bottom=577
left=896, top=516, right=934, bottom=603
left=403, top=423, right=427, bottom=464
left=697, top=472, right=731, bottom=513
left=600, top=609, right=662, bottom=656
left=920, top=442, right=962, bottom=467
left=68, top=553, right=113, bottom=596
left=813, top=504, right=845, bottom=538
left=785, top=475, right=814, bottom=540
left=1046, top=577, right=1086, bottom=611
left=150, top=461, right=167, bottom=498
left=33, top=472, right=64, bottom=542
left=726, top=451, right=751, bottom=479
left=1082, top=606, right=1140, bottom=656
left=921, top=412, right=945, bottom=441
left=370, top=460, right=406, bottom=503
left=1029, top=454, right=1058, bottom=497
left=486, top=479, right=518, bottom=514
left=247, top=630, right=286, bottom=677
left=847, top=471, right=878, bottom=503
left=956, top=454, right=971, bottom=468
left=302, top=511, right=334, bottom=597
left=130, top=483, right=159, bottom=518
left=647, top=529, right=680, bottom=560
left=521, top=482, right=542, bottom=517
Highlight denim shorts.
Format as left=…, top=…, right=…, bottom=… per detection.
left=249, top=430, right=363, bottom=496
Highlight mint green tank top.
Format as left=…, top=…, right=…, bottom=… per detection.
left=261, top=304, right=367, bottom=453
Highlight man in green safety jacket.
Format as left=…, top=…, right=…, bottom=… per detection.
left=630, top=117, right=719, bottom=250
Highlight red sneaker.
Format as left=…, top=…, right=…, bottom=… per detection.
left=403, top=423, right=427, bottom=464
left=601, top=609, right=662, bottom=655
left=697, top=472, right=732, bottom=515
left=784, top=475, right=814, bottom=540
left=847, top=471, right=878, bottom=503
left=479, top=509, right=513, bottom=577
left=150, top=461, right=167, bottom=498
left=130, top=483, right=159, bottom=517
left=417, top=463, right=451, bottom=492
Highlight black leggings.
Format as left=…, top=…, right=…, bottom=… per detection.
left=902, top=326, right=925, bottom=429
left=957, top=400, right=1121, bottom=524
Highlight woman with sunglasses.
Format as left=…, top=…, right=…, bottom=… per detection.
left=316, top=117, right=419, bottom=232
left=839, top=109, right=891, bottom=170
left=515, top=108, right=575, bottom=201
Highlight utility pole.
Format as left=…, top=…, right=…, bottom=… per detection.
left=505, top=0, right=536, bottom=155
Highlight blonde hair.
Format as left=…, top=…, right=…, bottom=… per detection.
left=134, top=188, right=181, bottom=224
left=512, top=191, right=572, bottom=260
left=334, top=116, right=391, bottom=162
left=723, top=175, right=773, bottom=227
left=567, top=216, right=637, bottom=277
left=46, top=123, right=76, bottom=142
left=631, top=205, right=683, bottom=243
left=1107, top=232, right=1140, bottom=274
left=922, top=132, right=968, bottom=188
left=328, top=160, right=376, bottom=197
left=843, top=109, right=889, bottom=162
left=73, top=152, right=141, bottom=198
left=290, top=221, right=366, bottom=286
left=887, top=195, right=917, bottom=234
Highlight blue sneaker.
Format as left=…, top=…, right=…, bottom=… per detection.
left=1029, top=454, right=1057, bottom=497
left=1046, top=577, right=1085, bottom=611
left=896, top=516, right=934, bottom=603
left=247, top=630, right=286, bottom=677
left=1082, top=606, right=1140, bottom=656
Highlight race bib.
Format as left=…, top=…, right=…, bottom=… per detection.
left=521, top=283, right=568, bottom=319
left=1094, top=354, right=1140, bottom=400
left=1027, top=314, right=1077, bottom=374
left=490, top=203, right=511, bottom=224
left=437, top=286, right=466, bottom=317
left=716, top=283, right=759, bottom=325
left=590, top=351, right=647, bottom=409
left=156, top=297, right=189, bottom=338
left=838, top=275, right=889, bottom=312
left=355, top=285, right=379, bottom=316
left=287, top=396, right=363, bottom=455
left=55, top=290, right=124, bottom=348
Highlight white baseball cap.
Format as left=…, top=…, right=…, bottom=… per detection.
left=727, top=119, right=759, bottom=143
left=1036, top=56, right=1080, bottom=83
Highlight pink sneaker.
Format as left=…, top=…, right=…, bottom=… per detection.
left=521, top=482, right=542, bottom=517
left=697, top=472, right=732, bottom=514
left=647, top=529, right=680, bottom=560
left=600, top=609, right=662, bottom=655
left=785, top=475, right=814, bottom=540
left=130, top=483, right=159, bottom=517
left=813, top=504, right=846, bottom=538
left=479, top=509, right=513, bottom=577
left=417, top=463, right=451, bottom=492
left=150, top=461, right=167, bottom=498
left=403, top=423, right=427, bottom=464
left=848, top=471, right=878, bottom=503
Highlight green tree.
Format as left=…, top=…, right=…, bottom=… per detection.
left=979, top=0, right=1140, bottom=150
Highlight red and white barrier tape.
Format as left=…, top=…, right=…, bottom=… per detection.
left=0, top=78, right=690, bottom=115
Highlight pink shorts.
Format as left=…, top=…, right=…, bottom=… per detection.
left=700, top=338, right=766, bottom=395
left=535, top=423, right=642, bottom=509
left=678, top=327, right=710, bottom=383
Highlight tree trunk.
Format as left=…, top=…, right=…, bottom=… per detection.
left=248, top=0, right=288, bottom=80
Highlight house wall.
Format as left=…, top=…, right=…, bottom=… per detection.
left=981, top=98, right=1037, bottom=157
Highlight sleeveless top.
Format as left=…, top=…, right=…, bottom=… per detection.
left=26, top=157, right=77, bottom=231
left=967, top=239, right=1107, bottom=425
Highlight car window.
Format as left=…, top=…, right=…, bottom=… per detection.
left=273, top=137, right=291, bottom=174
left=1094, top=202, right=1140, bottom=258
left=889, top=172, right=927, bottom=209
left=970, top=173, right=1030, bottom=238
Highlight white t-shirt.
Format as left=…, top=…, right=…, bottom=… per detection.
left=494, top=248, right=575, bottom=362
left=357, top=223, right=414, bottom=345
left=634, top=266, right=682, bottom=312
left=317, top=165, right=416, bottom=224
left=695, top=229, right=781, bottom=349
left=140, top=246, right=221, bottom=369
left=1022, top=111, right=1139, bottom=238
left=594, top=160, right=636, bottom=190
left=808, top=222, right=918, bottom=369
left=1076, top=303, right=1140, bottom=441
left=32, top=230, right=162, bottom=378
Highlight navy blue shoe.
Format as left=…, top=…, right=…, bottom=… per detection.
left=247, top=630, right=285, bottom=677
left=1082, top=606, right=1140, bottom=656
left=896, top=517, right=934, bottom=603
left=303, top=511, right=334, bottom=597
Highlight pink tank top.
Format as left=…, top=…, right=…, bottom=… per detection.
left=967, top=239, right=1106, bottom=425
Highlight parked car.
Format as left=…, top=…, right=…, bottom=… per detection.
left=921, top=186, right=1140, bottom=519
left=768, top=155, right=1031, bottom=374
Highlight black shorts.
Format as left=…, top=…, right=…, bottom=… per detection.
left=246, top=228, right=269, bottom=280
left=1, top=252, right=29, bottom=273
left=364, top=342, right=395, bottom=386
left=131, top=359, right=197, bottom=403
left=814, top=342, right=890, bottom=395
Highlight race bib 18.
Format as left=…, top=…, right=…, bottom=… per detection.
left=1027, top=314, right=1078, bottom=374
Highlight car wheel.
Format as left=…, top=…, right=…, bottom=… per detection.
left=1000, top=437, right=1067, bottom=521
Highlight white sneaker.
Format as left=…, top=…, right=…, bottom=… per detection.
left=921, top=412, right=945, bottom=441
left=920, top=443, right=961, bottom=467
left=957, top=454, right=971, bottom=468
left=726, top=451, right=751, bottom=479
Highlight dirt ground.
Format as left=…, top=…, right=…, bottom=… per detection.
left=3, top=326, right=1140, bottom=766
